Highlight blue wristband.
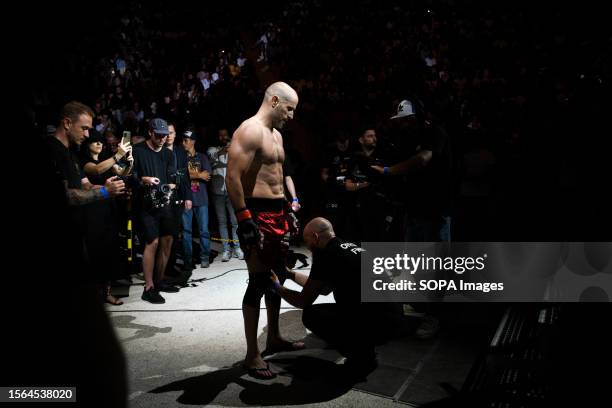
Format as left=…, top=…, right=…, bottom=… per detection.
left=292, top=198, right=299, bottom=202
left=100, top=186, right=110, bottom=199
left=383, top=166, right=390, bottom=175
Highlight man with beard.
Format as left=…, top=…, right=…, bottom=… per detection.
left=132, top=118, right=179, bottom=303
left=226, top=82, right=305, bottom=379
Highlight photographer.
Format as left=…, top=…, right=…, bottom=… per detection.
left=132, top=118, right=180, bottom=304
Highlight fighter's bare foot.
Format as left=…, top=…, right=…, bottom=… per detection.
left=263, top=338, right=306, bottom=356
left=243, top=355, right=276, bottom=379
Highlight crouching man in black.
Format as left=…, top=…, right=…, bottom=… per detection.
left=271, top=217, right=394, bottom=379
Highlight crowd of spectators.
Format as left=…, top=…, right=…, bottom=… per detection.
left=29, top=0, right=611, bottom=241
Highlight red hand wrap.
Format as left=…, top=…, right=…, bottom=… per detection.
left=236, top=208, right=252, bottom=222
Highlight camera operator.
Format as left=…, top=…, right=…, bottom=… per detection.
left=344, top=127, right=389, bottom=242
left=132, top=118, right=180, bottom=304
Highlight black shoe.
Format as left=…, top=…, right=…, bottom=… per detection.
left=156, top=281, right=180, bottom=293
left=142, top=288, right=165, bottom=304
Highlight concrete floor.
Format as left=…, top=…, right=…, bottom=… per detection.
left=108, top=245, right=415, bottom=407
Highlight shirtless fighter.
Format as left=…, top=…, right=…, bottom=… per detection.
left=226, top=81, right=305, bottom=379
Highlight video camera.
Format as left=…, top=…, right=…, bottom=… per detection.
left=143, top=184, right=183, bottom=209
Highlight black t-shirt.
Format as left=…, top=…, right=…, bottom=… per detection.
left=44, top=135, right=87, bottom=238
left=308, top=237, right=365, bottom=306
left=46, top=136, right=82, bottom=189
left=406, top=123, right=452, bottom=216
left=80, top=156, right=112, bottom=186
left=321, top=146, right=352, bottom=187
left=133, top=142, right=177, bottom=208
left=132, top=141, right=176, bottom=186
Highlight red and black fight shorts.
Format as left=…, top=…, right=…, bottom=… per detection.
left=245, top=198, right=290, bottom=272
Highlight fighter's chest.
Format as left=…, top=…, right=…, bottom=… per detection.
left=259, top=133, right=284, bottom=164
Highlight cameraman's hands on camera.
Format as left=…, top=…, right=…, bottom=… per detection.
left=142, top=176, right=160, bottom=186
left=104, top=176, right=126, bottom=197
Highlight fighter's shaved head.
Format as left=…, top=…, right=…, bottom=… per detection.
left=264, top=81, right=298, bottom=103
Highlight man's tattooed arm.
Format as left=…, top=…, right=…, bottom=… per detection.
left=64, top=180, right=104, bottom=205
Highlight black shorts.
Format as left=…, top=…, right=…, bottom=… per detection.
left=138, top=207, right=178, bottom=244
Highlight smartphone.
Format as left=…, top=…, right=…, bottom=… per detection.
left=121, top=131, right=132, bottom=146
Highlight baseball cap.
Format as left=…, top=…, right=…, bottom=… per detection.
left=149, top=118, right=169, bottom=135
left=182, top=129, right=198, bottom=141
left=390, top=100, right=416, bottom=119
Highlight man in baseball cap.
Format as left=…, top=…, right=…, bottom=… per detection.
left=181, top=127, right=212, bottom=270
left=390, top=99, right=416, bottom=120
left=149, top=118, right=170, bottom=135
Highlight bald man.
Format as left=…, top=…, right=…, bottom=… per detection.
left=271, top=217, right=395, bottom=380
left=226, top=81, right=304, bottom=379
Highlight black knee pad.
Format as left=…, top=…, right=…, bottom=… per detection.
left=243, top=273, right=269, bottom=307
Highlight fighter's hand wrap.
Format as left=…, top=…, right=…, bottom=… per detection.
left=236, top=208, right=261, bottom=247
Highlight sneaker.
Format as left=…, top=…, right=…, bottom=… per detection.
left=415, top=315, right=440, bottom=340
left=222, top=250, right=231, bottom=262
left=233, top=247, right=244, bottom=260
left=142, top=287, right=165, bottom=304
left=156, top=281, right=180, bottom=293
left=200, top=260, right=210, bottom=268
